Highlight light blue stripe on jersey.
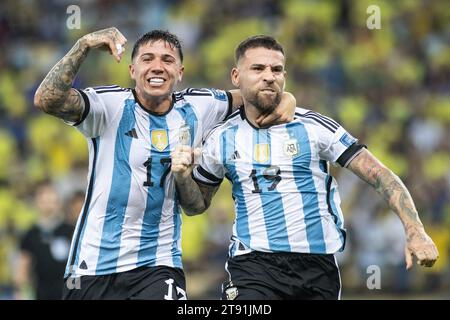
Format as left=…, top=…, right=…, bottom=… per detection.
left=171, top=195, right=182, bottom=268
left=222, top=126, right=250, bottom=252
left=137, top=114, right=170, bottom=267
left=97, top=100, right=136, bottom=273
left=327, top=175, right=345, bottom=250
left=253, top=129, right=291, bottom=252
left=67, top=137, right=100, bottom=277
left=286, top=122, right=326, bottom=253
left=175, top=103, right=197, bottom=146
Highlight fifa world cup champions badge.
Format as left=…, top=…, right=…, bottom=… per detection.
left=179, top=124, right=191, bottom=146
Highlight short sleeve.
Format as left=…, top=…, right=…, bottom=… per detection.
left=192, top=129, right=225, bottom=186
left=66, top=86, right=126, bottom=138
left=318, top=126, right=357, bottom=162
left=306, top=112, right=363, bottom=167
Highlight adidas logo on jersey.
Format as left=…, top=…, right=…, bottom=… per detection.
left=125, top=128, right=138, bottom=139
left=231, top=150, right=241, bottom=160
left=79, top=260, right=88, bottom=270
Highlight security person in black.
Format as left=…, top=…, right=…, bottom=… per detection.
left=15, top=181, right=73, bottom=299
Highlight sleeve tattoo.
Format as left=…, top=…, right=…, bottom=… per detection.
left=175, top=176, right=219, bottom=216
left=347, top=149, right=422, bottom=227
left=34, top=39, right=89, bottom=123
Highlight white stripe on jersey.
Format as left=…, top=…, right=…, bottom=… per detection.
left=331, top=181, right=345, bottom=228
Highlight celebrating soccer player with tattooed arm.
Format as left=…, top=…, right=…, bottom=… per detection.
left=172, top=35, right=438, bottom=280
left=173, top=35, right=439, bottom=300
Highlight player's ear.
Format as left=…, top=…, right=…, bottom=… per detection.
left=178, top=65, right=184, bottom=82
left=129, top=63, right=135, bottom=80
left=231, top=67, right=239, bottom=88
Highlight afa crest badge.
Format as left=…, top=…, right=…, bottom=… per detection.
left=283, top=139, right=299, bottom=157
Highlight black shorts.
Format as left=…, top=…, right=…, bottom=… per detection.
left=62, top=266, right=186, bottom=300
left=222, top=251, right=341, bottom=300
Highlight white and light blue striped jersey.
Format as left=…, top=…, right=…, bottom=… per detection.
left=64, top=85, right=232, bottom=277
left=193, top=107, right=363, bottom=257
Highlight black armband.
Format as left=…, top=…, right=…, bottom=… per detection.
left=337, top=143, right=367, bottom=167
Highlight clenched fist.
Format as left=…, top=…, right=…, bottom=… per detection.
left=171, top=145, right=201, bottom=181
left=405, top=225, right=439, bottom=270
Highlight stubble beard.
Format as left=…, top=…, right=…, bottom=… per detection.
left=247, top=90, right=281, bottom=115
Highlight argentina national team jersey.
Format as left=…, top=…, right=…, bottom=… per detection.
left=64, top=85, right=232, bottom=277
left=193, top=107, right=363, bottom=257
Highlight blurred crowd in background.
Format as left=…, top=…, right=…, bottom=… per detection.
left=0, top=0, right=449, bottom=299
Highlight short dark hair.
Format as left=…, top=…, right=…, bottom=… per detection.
left=235, top=35, right=284, bottom=63
left=131, top=29, right=183, bottom=62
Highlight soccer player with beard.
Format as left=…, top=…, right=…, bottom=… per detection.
left=171, top=35, right=439, bottom=299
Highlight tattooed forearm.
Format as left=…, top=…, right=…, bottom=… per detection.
left=405, top=223, right=429, bottom=243
left=198, top=183, right=219, bottom=211
left=348, top=149, right=422, bottom=228
left=34, top=27, right=127, bottom=122
left=34, top=39, right=89, bottom=122
left=175, top=176, right=218, bottom=216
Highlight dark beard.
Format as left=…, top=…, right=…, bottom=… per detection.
left=248, top=91, right=281, bottom=115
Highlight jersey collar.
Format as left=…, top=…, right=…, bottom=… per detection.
left=132, top=89, right=175, bottom=116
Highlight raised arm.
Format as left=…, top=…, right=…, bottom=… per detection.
left=34, top=27, right=127, bottom=122
left=229, top=90, right=296, bottom=126
left=171, top=145, right=220, bottom=215
left=347, top=148, right=439, bottom=269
